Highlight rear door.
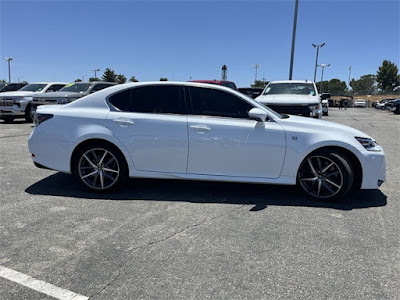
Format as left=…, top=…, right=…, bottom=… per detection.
left=105, top=84, right=188, bottom=173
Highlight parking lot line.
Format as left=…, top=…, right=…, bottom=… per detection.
left=0, top=266, right=88, bottom=300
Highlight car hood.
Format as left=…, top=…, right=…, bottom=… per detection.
left=33, top=92, right=84, bottom=99
left=256, top=94, right=320, bottom=105
left=278, top=115, right=373, bottom=140
left=0, top=91, right=42, bottom=97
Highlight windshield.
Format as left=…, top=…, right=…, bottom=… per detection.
left=59, top=83, right=91, bottom=93
left=263, top=82, right=316, bottom=96
left=19, top=84, right=47, bottom=92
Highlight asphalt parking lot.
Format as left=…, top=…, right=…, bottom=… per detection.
left=0, top=107, right=399, bottom=300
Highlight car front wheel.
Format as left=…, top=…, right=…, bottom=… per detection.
left=297, top=150, right=354, bottom=201
left=74, top=143, right=128, bottom=192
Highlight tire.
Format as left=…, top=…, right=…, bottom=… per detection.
left=297, top=149, right=354, bottom=201
left=73, top=142, right=128, bottom=192
left=25, top=104, right=34, bottom=123
left=2, top=116, right=14, bottom=123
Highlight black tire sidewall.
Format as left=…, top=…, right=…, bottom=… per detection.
left=297, top=149, right=354, bottom=201
left=73, top=142, right=128, bottom=192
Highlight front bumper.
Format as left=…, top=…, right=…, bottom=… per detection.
left=0, top=105, right=24, bottom=117
left=359, top=148, right=386, bottom=189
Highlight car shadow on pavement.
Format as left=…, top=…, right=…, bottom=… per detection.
left=25, top=172, right=387, bottom=211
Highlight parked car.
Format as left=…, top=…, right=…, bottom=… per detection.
left=388, top=99, right=400, bottom=114
left=255, top=80, right=328, bottom=118
left=0, top=82, right=67, bottom=123
left=32, top=81, right=117, bottom=112
left=238, top=87, right=264, bottom=99
left=29, top=81, right=386, bottom=201
left=354, top=99, right=367, bottom=108
left=0, top=82, right=28, bottom=93
left=189, top=80, right=237, bottom=90
left=384, top=99, right=396, bottom=110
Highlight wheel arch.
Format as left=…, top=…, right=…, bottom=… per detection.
left=70, top=138, right=130, bottom=174
left=301, top=146, right=362, bottom=189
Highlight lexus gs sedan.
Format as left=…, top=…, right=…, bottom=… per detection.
left=28, top=82, right=386, bottom=201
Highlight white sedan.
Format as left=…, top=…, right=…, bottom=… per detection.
left=28, top=82, right=386, bottom=201
left=354, top=99, right=367, bottom=108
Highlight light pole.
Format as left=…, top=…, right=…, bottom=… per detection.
left=254, top=64, right=261, bottom=81
left=289, top=0, right=299, bottom=80
left=319, top=63, right=331, bottom=93
left=5, top=57, right=13, bottom=83
left=92, top=68, right=100, bottom=80
left=347, top=66, right=352, bottom=90
left=312, top=43, right=325, bottom=82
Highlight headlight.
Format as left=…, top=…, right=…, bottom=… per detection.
left=355, top=137, right=379, bottom=150
left=13, top=96, right=24, bottom=103
left=308, top=104, right=320, bottom=110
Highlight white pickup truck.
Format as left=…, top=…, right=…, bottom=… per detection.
left=0, top=82, right=66, bottom=123
left=255, top=80, right=330, bottom=119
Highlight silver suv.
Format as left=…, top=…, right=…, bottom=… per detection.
left=32, top=81, right=117, bottom=112
left=0, top=82, right=67, bottom=123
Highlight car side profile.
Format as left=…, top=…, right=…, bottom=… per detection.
left=28, top=82, right=386, bottom=201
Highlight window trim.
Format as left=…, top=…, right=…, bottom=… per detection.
left=106, top=84, right=187, bottom=116
left=185, top=85, right=256, bottom=120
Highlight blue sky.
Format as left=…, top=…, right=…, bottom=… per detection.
left=0, top=0, right=399, bottom=87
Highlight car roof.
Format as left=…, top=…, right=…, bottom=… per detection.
left=269, top=80, right=314, bottom=84
left=189, top=80, right=235, bottom=84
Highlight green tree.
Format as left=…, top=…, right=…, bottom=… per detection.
left=327, top=79, right=347, bottom=94
left=129, top=76, right=138, bottom=82
left=117, top=74, right=127, bottom=84
left=251, top=80, right=268, bottom=88
left=89, top=77, right=100, bottom=82
left=102, top=68, right=117, bottom=82
left=75, top=78, right=82, bottom=82
left=350, top=74, right=377, bottom=94
left=160, top=77, right=168, bottom=81
left=0, top=79, right=6, bottom=83
left=376, top=60, right=400, bottom=92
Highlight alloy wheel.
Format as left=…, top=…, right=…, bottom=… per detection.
left=78, top=148, right=120, bottom=190
left=298, top=155, right=344, bottom=199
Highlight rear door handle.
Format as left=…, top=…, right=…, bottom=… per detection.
left=113, top=118, right=135, bottom=126
left=190, top=124, right=211, bottom=133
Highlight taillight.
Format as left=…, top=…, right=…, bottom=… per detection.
left=34, top=113, right=53, bottom=126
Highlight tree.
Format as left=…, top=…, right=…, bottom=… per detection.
left=0, top=79, right=6, bottom=83
left=75, top=78, right=82, bottom=82
left=160, top=77, right=168, bottom=81
left=327, top=79, right=347, bottom=94
left=376, top=60, right=400, bottom=92
left=350, top=74, right=377, bottom=94
left=117, top=74, right=127, bottom=84
left=102, top=68, right=117, bottom=82
left=221, top=65, right=227, bottom=81
left=89, top=77, right=100, bottom=82
left=129, top=76, right=138, bottom=82
left=251, top=80, right=268, bottom=88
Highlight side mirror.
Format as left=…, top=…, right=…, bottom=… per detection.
left=320, top=93, right=331, bottom=99
left=248, top=108, right=268, bottom=124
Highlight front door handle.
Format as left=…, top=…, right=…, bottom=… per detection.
left=190, top=124, right=211, bottom=133
left=113, top=118, right=135, bottom=126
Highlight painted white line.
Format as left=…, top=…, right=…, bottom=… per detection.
left=0, top=265, right=89, bottom=300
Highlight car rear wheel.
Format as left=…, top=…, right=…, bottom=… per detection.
left=297, top=150, right=354, bottom=201
left=74, top=143, right=128, bottom=192
left=2, top=116, right=14, bottom=123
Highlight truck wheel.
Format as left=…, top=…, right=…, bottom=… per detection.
left=2, top=117, right=14, bottom=123
left=25, top=104, right=34, bottom=122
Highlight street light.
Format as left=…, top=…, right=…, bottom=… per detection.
left=348, top=66, right=352, bottom=89
left=289, top=0, right=299, bottom=80
left=92, top=68, right=100, bottom=79
left=312, top=43, right=325, bottom=82
left=5, top=57, right=13, bottom=83
left=319, top=63, right=331, bottom=93
left=254, top=64, right=261, bottom=81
